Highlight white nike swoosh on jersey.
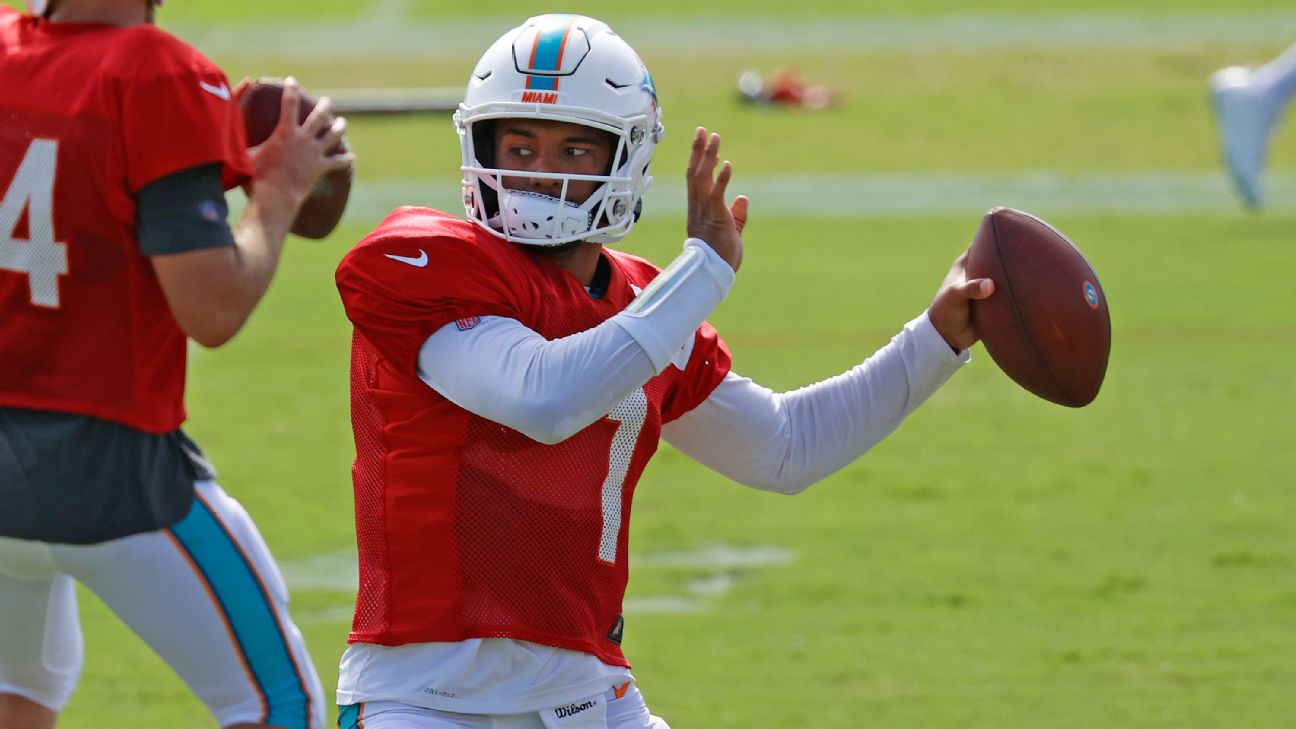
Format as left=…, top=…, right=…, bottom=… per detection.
left=198, top=81, right=231, bottom=101
left=384, top=250, right=429, bottom=267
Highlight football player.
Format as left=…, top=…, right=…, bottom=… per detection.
left=1210, top=43, right=1296, bottom=208
left=334, top=14, right=992, bottom=729
left=0, top=1, right=352, bottom=728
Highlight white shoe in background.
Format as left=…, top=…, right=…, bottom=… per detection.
left=1209, top=65, right=1282, bottom=208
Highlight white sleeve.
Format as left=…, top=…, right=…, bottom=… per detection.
left=661, top=312, right=970, bottom=494
left=609, top=238, right=734, bottom=372
left=418, top=316, right=653, bottom=444
left=416, top=239, right=735, bottom=445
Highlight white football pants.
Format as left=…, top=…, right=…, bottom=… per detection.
left=0, top=479, right=324, bottom=728
left=338, top=683, right=670, bottom=729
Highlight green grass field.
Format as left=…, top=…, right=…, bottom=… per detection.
left=53, top=1, right=1296, bottom=727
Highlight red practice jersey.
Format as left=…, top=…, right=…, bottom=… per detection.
left=336, top=208, right=731, bottom=666
left=0, top=8, right=251, bottom=433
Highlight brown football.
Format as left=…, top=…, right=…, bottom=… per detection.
left=967, top=207, right=1111, bottom=407
left=237, top=78, right=353, bottom=239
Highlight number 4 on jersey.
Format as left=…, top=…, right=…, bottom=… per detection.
left=0, top=139, right=68, bottom=308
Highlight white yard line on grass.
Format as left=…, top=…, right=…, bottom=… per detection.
left=253, top=171, right=1296, bottom=223
left=169, top=11, right=1296, bottom=60
left=280, top=544, right=797, bottom=620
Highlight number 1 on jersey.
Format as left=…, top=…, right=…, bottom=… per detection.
left=599, top=388, right=648, bottom=563
left=0, top=139, right=68, bottom=308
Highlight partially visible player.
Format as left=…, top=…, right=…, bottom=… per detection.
left=334, top=14, right=992, bottom=729
left=1209, top=43, right=1296, bottom=208
left=0, top=1, right=352, bottom=728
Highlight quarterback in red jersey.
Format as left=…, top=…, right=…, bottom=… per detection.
left=0, top=1, right=351, bottom=728
left=335, top=14, right=993, bottom=729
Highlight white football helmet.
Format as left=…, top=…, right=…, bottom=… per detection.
left=456, top=14, right=664, bottom=246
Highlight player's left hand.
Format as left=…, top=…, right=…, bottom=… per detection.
left=248, top=77, right=354, bottom=212
left=686, top=127, right=747, bottom=272
left=928, top=247, right=995, bottom=352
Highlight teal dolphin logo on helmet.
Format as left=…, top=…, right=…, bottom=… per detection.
left=640, top=71, right=657, bottom=106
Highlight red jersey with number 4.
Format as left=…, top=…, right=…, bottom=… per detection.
left=336, top=207, right=731, bottom=666
left=0, top=8, right=251, bottom=433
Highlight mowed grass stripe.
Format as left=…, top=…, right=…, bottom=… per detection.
left=160, top=0, right=1296, bottom=22
left=273, top=171, right=1296, bottom=223
left=168, top=11, right=1296, bottom=59
left=215, top=47, right=1296, bottom=178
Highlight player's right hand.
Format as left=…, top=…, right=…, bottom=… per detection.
left=248, top=77, right=354, bottom=212
left=686, top=127, right=747, bottom=272
left=928, top=247, right=995, bottom=352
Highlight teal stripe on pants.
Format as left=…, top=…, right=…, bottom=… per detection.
left=170, top=496, right=310, bottom=729
left=338, top=703, right=363, bottom=729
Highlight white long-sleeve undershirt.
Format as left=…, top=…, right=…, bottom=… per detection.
left=662, top=313, right=969, bottom=493
left=417, top=238, right=733, bottom=445
left=419, top=302, right=968, bottom=491
left=419, top=314, right=657, bottom=445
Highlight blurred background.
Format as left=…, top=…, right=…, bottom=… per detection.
left=61, top=1, right=1296, bottom=726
